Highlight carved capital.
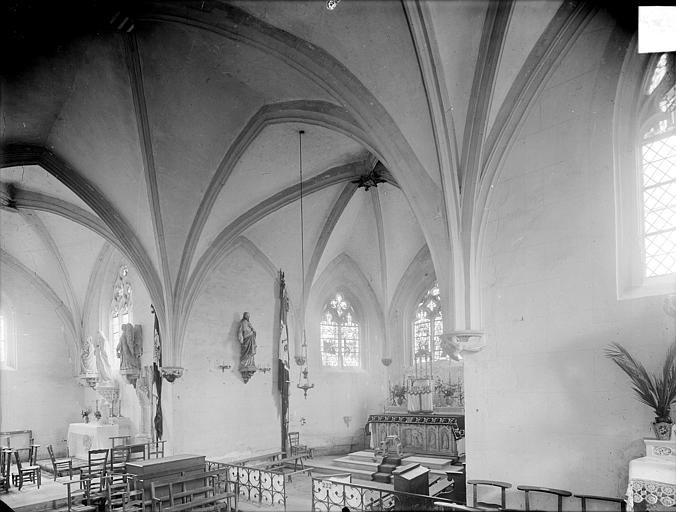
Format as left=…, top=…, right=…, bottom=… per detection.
left=160, top=366, right=184, bottom=382
left=294, top=356, right=306, bottom=366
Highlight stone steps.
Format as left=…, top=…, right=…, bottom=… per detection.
left=333, top=456, right=380, bottom=473
left=304, top=460, right=375, bottom=482
left=402, top=455, right=455, bottom=470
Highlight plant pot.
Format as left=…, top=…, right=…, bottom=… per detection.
left=653, top=420, right=673, bottom=440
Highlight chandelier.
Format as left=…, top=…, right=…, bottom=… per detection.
left=296, top=130, right=315, bottom=399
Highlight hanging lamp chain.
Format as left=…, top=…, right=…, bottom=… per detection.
left=299, top=130, right=306, bottom=349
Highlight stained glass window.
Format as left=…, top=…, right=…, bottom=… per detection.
left=320, top=292, right=360, bottom=368
left=641, top=53, right=676, bottom=277
left=413, top=283, right=444, bottom=360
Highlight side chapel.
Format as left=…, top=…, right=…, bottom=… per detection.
left=1, top=0, right=675, bottom=510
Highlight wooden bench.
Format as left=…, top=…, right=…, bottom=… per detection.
left=151, top=469, right=236, bottom=512
left=227, top=450, right=285, bottom=467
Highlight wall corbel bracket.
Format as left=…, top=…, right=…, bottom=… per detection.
left=440, top=331, right=485, bottom=360
left=160, top=366, right=184, bottom=382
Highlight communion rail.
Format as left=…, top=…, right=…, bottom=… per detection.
left=312, top=475, right=458, bottom=511
left=207, top=460, right=287, bottom=510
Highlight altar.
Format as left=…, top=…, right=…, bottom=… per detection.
left=67, top=422, right=119, bottom=459
left=626, top=439, right=676, bottom=511
left=368, top=413, right=464, bottom=457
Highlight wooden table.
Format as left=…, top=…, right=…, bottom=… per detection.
left=126, top=453, right=206, bottom=497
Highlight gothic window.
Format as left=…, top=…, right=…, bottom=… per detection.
left=640, top=53, right=676, bottom=277
left=413, top=283, right=444, bottom=361
left=320, top=292, right=360, bottom=368
left=111, top=265, right=132, bottom=352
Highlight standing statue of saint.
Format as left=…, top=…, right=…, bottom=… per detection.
left=117, top=323, right=142, bottom=385
left=80, top=336, right=97, bottom=375
left=237, top=312, right=257, bottom=382
left=93, top=330, right=114, bottom=382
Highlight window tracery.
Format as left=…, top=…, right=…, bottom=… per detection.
left=640, top=53, right=676, bottom=277
left=110, top=265, right=132, bottom=354
left=320, top=292, right=360, bottom=368
left=413, top=283, right=444, bottom=361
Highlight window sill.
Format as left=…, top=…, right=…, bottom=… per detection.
left=618, top=274, right=676, bottom=300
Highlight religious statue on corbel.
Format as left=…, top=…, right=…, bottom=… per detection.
left=117, top=323, right=143, bottom=387
left=78, top=335, right=99, bottom=389
left=439, top=330, right=485, bottom=360
left=237, top=312, right=257, bottom=383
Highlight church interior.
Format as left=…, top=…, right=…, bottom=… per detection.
left=1, top=0, right=675, bottom=510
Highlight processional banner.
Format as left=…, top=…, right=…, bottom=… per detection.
left=151, top=305, right=163, bottom=440
left=278, top=270, right=290, bottom=453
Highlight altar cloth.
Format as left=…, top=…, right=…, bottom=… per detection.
left=626, top=440, right=676, bottom=511
left=67, top=422, right=119, bottom=459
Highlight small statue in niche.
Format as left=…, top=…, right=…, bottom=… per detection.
left=237, top=312, right=257, bottom=383
left=117, top=323, right=143, bottom=386
left=80, top=336, right=97, bottom=375
left=93, top=330, right=114, bottom=383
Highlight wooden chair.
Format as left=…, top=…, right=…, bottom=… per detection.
left=109, top=436, right=131, bottom=448
left=574, top=493, right=627, bottom=512
left=63, top=477, right=97, bottom=512
left=29, top=444, right=40, bottom=465
left=127, top=443, right=146, bottom=462
left=81, top=448, right=109, bottom=493
left=363, top=422, right=372, bottom=450
left=288, top=432, right=310, bottom=470
left=1, top=448, right=11, bottom=492
left=47, top=444, right=73, bottom=480
left=146, top=440, right=165, bottom=459
left=466, top=480, right=511, bottom=510
left=106, top=474, right=144, bottom=512
left=517, top=485, right=572, bottom=511
left=12, top=450, right=41, bottom=489
left=110, top=446, right=129, bottom=475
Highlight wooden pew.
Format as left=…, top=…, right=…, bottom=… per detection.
left=150, top=469, right=236, bottom=512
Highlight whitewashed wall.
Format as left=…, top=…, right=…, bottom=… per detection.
left=0, top=271, right=83, bottom=458
left=172, top=242, right=386, bottom=460
left=467, top=13, right=674, bottom=511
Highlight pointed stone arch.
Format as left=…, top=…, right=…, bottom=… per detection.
left=388, top=245, right=437, bottom=369
left=308, top=252, right=385, bottom=370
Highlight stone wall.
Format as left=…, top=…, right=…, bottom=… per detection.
left=466, top=13, right=674, bottom=510
left=0, top=271, right=83, bottom=458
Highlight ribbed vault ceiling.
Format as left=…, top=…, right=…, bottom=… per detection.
left=1, top=0, right=615, bottom=361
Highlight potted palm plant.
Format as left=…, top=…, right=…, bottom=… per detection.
left=605, top=341, right=676, bottom=440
